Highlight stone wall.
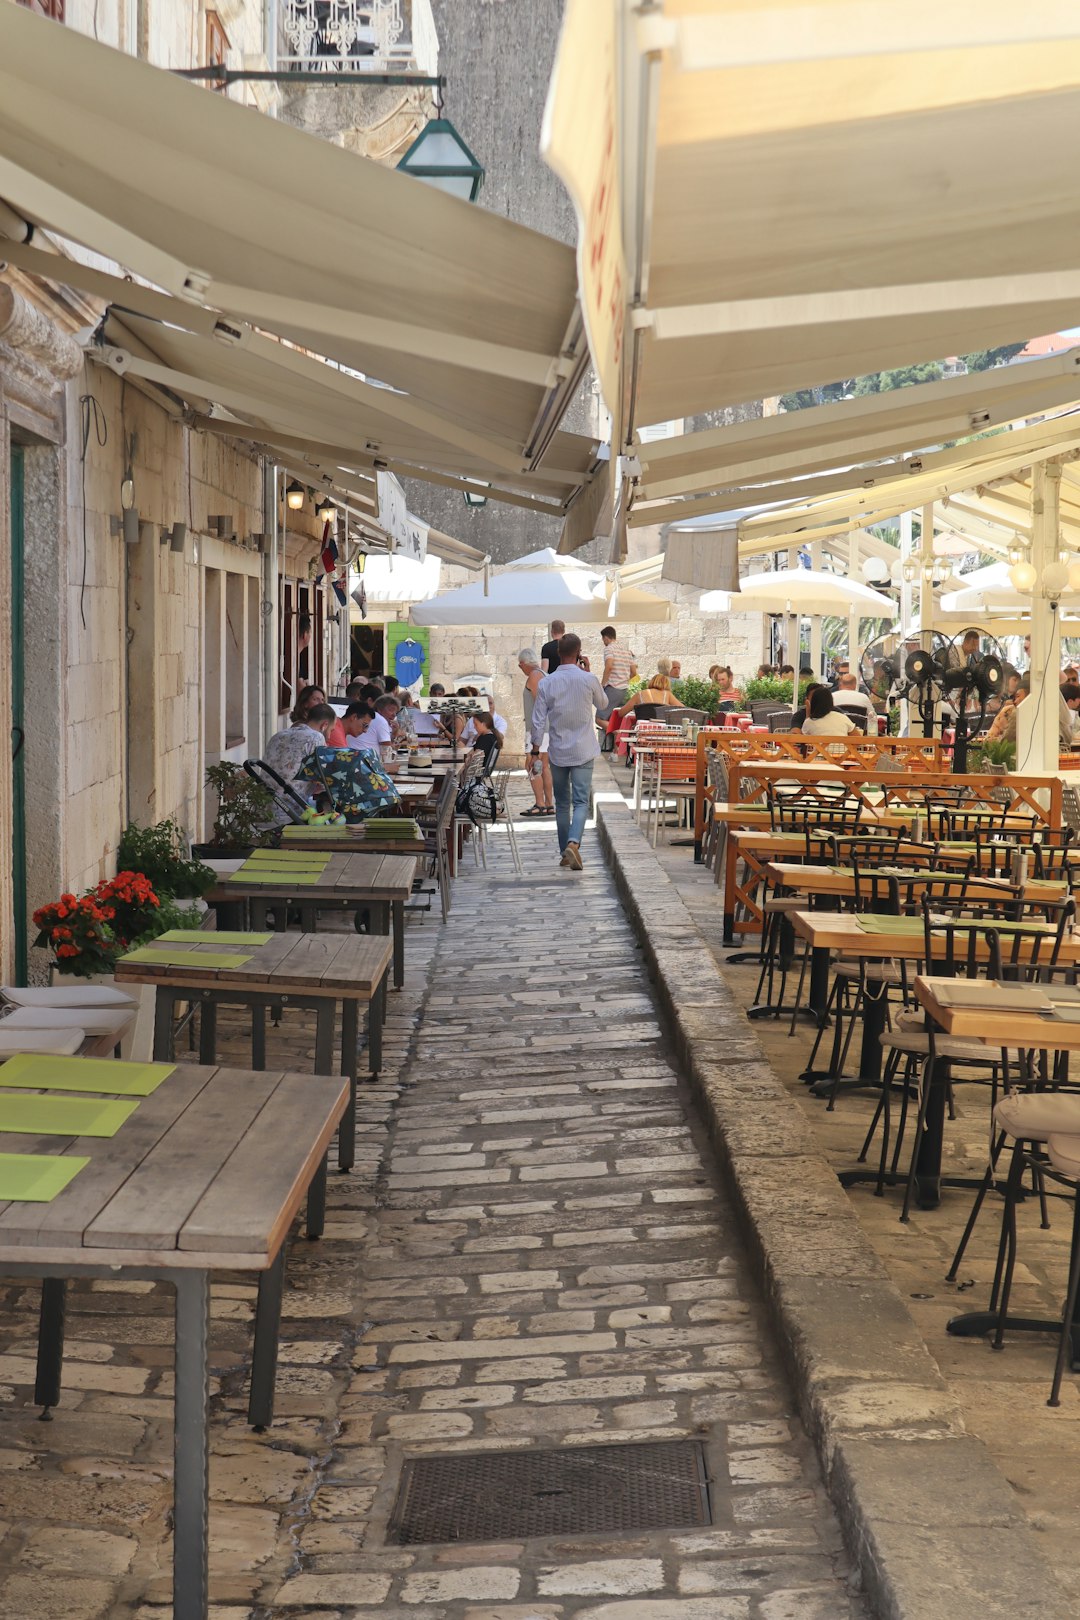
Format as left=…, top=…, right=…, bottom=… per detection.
left=403, top=0, right=590, bottom=561
left=58, top=368, right=266, bottom=898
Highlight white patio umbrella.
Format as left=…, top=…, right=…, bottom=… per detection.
left=409, top=547, right=671, bottom=626
left=698, top=568, right=895, bottom=617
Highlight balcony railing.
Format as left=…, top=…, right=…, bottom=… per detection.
left=276, top=0, right=437, bottom=76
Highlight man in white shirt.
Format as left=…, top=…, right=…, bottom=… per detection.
left=529, top=632, right=609, bottom=871
left=341, top=705, right=377, bottom=752
left=367, top=696, right=398, bottom=750
left=833, top=673, right=877, bottom=728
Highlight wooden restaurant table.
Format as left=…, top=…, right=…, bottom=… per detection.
left=791, top=910, right=1080, bottom=1199
left=916, top=973, right=1080, bottom=1353
left=718, top=814, right=916, bottom=946
left=115, top=932, right=392, bottom=1169
left=213, top=852, right=418, bottom=990
left=716, top=807, right=1052, bottom=946
left=0, top=1056, right=347, bottom=1620
left=280, top=822, right=428, bottom=857
left=764, top=862, right=1067, bottom=909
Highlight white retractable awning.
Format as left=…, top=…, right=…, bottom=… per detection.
left=733, top=425, right=1080, bottom=552
left=0, top=4, right=584, bottom=471
left=544, top=0, right=1080, bottom=459
left=93, top=308, right=596, bottom=514
left=628, top=351, right=1080, bottom=524
left=409, top=547, right=671, bottom=626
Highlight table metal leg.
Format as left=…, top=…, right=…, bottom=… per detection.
left=392, top=899, right=405, bottom=989
left=338, top=1000, right=358, bottom=1171
left=807, top=946, right=831, bottom=1027
left=198, top=997, right=218, bottom=1065
left=248, top=1244, right=286, bottom=1431
left=368, top=974, right=386, bottom=1078
left=35, top=1278, right=66, bottom=1418
left=306, top=1154, right=327, bottom=1239
left=300, top=903, right=317, bottom=931
left=314, top=1001, right=335, bottom=1076
left=912, top=1059, right=948, bottom=1209
left=810, top=972, right=889, bottom=1099
left=251, top=1004, right=266, bottom=1070
left=153, top=988, right=175, bottom=1062
left=172, top=1270, right=210, bottom=1620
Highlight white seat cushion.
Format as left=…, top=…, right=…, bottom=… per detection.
left=1045, top=1133, right=1080, bottom=1180
left=0, top=1030, right=85, bottom=1056
left=1, top=1007, right=133, bottom=1036
left=995, top=1091, right=1080, bottom=1141
left=881, top=1031, right=999, bottom=1063
left=2, top=984, right=135, bottom=1009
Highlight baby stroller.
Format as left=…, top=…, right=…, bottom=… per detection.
left=245, top=747, right=401, bottom=826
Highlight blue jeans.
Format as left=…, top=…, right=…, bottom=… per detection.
left=550, top=761, right=593, bottom=852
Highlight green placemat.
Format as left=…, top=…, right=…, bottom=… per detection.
left=0, top=1094, right=139, bottom=1137
left=281, top=825, right=350, bottom=839
left=122, top=946, right=253, bottom=968
left=228, top=869, right=323, bottom=886
left=856, top=915, right=925, bottom=935
left=156, top=930, right=272, bottom=946
left=0, top=1055, right=175, bottom=1097
left=0, top=1152, right=90, bottom=1202
left=246, top=850, right=330, bottom=866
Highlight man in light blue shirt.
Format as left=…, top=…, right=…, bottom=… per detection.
left=530, top=632, right=610, bottom=870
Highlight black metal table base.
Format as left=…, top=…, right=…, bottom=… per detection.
left=837, top=1166, right=984, bottom=1209
left=948, top=1311, right=1080, bottom=1369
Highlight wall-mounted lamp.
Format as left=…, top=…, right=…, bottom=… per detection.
left=285, top=479, right=306, bottom=511
left=315, top=495, right=336, bottom=523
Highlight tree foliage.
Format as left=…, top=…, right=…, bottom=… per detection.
left=852, top=361, right=944, bottom=395
left=778, top=344, right=1028, bottom=414
left=958, top=343, right=1027, bottom=372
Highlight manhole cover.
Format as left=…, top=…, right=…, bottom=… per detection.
left=387, top=1439, right=712, bottom=1545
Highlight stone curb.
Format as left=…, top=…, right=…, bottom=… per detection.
left=595, top=791, right=1072, bottom=1620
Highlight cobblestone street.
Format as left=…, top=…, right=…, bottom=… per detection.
left=0, top=809, right=864, bottom=1619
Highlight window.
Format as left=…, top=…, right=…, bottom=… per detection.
left=205, top=9, right=230, bottom=87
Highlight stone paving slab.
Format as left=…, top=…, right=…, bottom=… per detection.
left=595, top=778, right=1074, bottom=1618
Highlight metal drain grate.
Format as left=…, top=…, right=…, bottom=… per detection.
left=387, top=1439, right=711, bottom=1545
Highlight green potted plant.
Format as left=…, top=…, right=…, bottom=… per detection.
left=671, top=675, right=723, bottom=717
left=969, top=736, right=1015, bottom=775
left=740, top=675, right=794, bottom=710
left=193, top=762, right=277, bottom=859
left=117, top=819, right=215, bottom=900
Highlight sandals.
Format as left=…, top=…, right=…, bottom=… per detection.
left=519, top=805, right=547, bottom=818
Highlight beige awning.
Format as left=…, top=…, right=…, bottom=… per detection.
left=544, top=2, right=1080, bottom=447
left=635, top=3, right=1080, bottom=431
left=628, top=350, right=1080, bottom=524
left=730, top=429, right=1080, bottom=561
left=0, top=3, right=585, bottom=474
left=94, top=308, right=596, bottom=514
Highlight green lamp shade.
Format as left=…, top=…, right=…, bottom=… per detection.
left=397, top=117, right=484, bottom=203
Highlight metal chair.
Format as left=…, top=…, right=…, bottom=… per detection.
left=489, top=768, right=523, bottom=876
